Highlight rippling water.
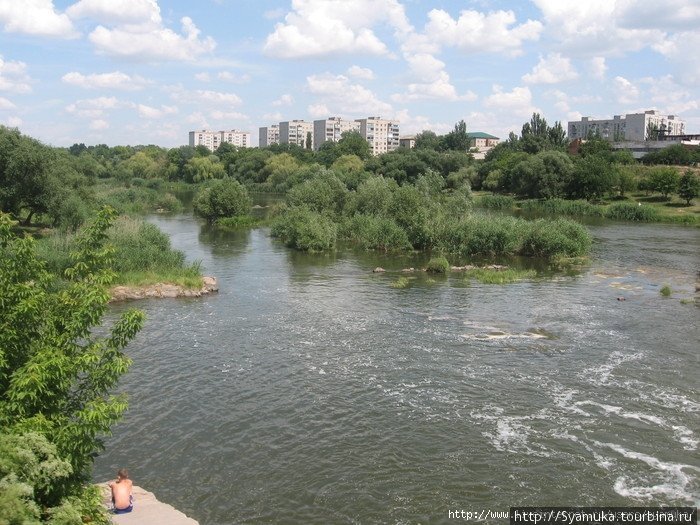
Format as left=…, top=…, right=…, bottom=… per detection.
left=94, top=215, right=700, bottom=524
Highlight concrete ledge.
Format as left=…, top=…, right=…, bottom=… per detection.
left=98, top=484, right=198, bottom=525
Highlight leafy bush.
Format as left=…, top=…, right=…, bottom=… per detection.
left=475, top=194, right=515, bottom=210
left=155, top=192, right=183, bottom=213
left=340, top=214, right=411, bottom=251
left=426, top=255, right=450, bottom=273
left=271, top=206, right=337, bottom=251
left=287, top=172, right=348, bottom=216
left=660, top=285, right=672, bottom=297
left=521, top=218, right=592, bottom=257
left=604, top=202, right=659, bottom=222
left=193, top=178, right=252, bottom=223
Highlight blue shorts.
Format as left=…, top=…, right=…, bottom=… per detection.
left=113, top=495, right=133, bottom=514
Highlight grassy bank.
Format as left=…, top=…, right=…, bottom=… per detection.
left=36, top=216, right=203, bottom=288
left=474, top=192, right=700, bottom=225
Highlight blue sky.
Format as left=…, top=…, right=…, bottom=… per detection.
left=0, top=0, right=698, bottom=147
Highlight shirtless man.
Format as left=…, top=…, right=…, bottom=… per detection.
left=109, top=468, right=133, bottom=513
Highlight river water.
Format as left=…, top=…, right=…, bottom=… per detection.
left=94, top=213, right=699, bottom=524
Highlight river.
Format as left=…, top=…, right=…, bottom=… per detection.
left=94, top=213, right=699, bottom=524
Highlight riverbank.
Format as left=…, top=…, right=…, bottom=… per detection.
left=98, top=484, right=198, bottom=524
left=109, top=276, right=218, bottom=302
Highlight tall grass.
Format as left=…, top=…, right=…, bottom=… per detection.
left=604, top=202, right=659, bottom=222
left=339, top=214, right=411, bottom=251
left=475, top=194, right=516, bottom=210
left=520, top=199, right=604, bottom=217
left=35, top=216, right=202, bottom=287
left=464, top=268, right=537, bottom=284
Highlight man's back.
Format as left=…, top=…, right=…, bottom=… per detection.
left=110, top=477, right=133, bottom=510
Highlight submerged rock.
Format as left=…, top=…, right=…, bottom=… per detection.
left=401, top=267, right=415, bottom=272
left=110, top=276, right=218, bottom=302
left=373, top=267, right=386, bottom=273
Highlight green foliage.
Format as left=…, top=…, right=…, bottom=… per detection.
left=287, top=172, right=348, bottom=216
left=512, top=150, right=574, bottom=199
left=678, top=170, right=700, bottom=205
left=193, top=178, right=252, bottom=223
left=0, top=208, right=143, bottom=521
left=340, top=214, right=411, bottom=251
left=660, top=285, right=672, bottom=297
left=344, top=176, right=398, bottom=217
left=464, top=268, right=537, bottom=284
left=439, top=120, right=470, bottom=151
left=641, top=144, right=695, bottom=166
left=475, top=194, right=515, bottom=210
left=185, top=155, right=226, bottom=183
left=646, top=167, right=680, bottom=198
left=604, top=202, right=659, bottom=222
left=336, top=131, right=371, bottom=160
left=520, top=198, right=604, bottom=217
left=521, top=218, right=592, bottom=257
left=270, top=206, right=337, bottom=252
left=387, top=185, right=432, bottom=249
left=426, top=256, right=450, bottom=273
left=390, top=276, right=410, bottom=289
left=569, top=154, right=617, bottom=201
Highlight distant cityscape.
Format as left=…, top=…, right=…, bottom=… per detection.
left=189, top=109, right=698, bottom=160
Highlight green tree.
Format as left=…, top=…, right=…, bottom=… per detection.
left=0, top=207, right=144, bottom=519
left=616, top=166, right=638, bottom=198
left=439, top=120, right=470, bottom=151
left=335, top=131, right=371, bottom=160
left=678, top=170, right=700, bottom=205
left=511, top=150, right=573, bottom=199
left=193, top=178, right=252, bottom=222
left=414, top=130, right=440, bottom=151
left=305, top=131, right=312, bottom=150
left=648, top=167, right=680, bottom=198
left=184, top=155, right=226, bottom=183
left=569, top=155, right=618, bottom=201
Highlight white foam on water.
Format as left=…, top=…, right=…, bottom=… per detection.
left=672, top=426, right=698, bottom=451
left=581, top=351, right=644, bottom=386
left=577, top=401, right=667, bottom=427
left=596, top=441, right=700, bottom=503
left=549, top=385, right=591, bottom=416
left=460, top=331, right=549, bottom=341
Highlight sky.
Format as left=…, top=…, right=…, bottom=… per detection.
left=0, top=0, right=698, bottom=148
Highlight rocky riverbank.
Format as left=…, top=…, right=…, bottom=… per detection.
left=109, top=276, right=218, bottom=302
left=98, top=484, right=198, bottom=524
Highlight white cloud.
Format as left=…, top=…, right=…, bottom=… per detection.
left=186, top=111, right=209, bottom=129
left=531, top=0, right=665, bottom=57
left=195, top=72, right=211, bottom=82
left=217, top=71, right=250, bottom=83
left=137, top=103, right=177, bottom=119
left=272, top=94, right=294, bottom=106
left=209, top=110, right=248, bottom=121
left=0, top=96, right=16, bottom=109
left=483, top=85, right=539, bottom=119
left=2, top=115, right=22, bottom=127
left=169, top=87, right=242, bottom=107
left=66, top=96, right=122, bottom=118
left=642, top=75, right=699, bottom=115
left=262, top=111, right=284, bottom=122
left=615, top=0, right=700, bottom=31
left=66, top=0, right=161, bottom=28
left=89, top=118, right=109, bottom=130
left=0, top=57, right=32, bottom=93
left=61, top=71, right=150, bottom=90
left=404, top=8, right=542, bottom=56
left=613, top=76, right=639, bottom=105
left=347, top=65, right=374, bottom=80
left=307, top=104, right=330, bottom=118
left=393, top=109, right=452, bottom=135
left=88, top=15, right=216, bottom=61
left=522, top=53, right=578, bottom=84
left=0, top=0, right=76, bottom=38
left=306, top=72, right=392, bottom=117
left=589, top=57, right=607, bottom=79
left=264, top=0, right=411, bottom=58
left=392, top=53, right=476, bottom=102
left=652, top=30, right=700, bottom=85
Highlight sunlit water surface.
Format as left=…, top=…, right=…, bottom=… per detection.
left=94, top=213, right=700, bottom=524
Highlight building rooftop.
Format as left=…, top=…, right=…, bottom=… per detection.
left=467, top=132, right=499, bottom=139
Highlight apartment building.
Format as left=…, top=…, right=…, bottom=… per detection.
left=259, top=124, right=279, bottom=148
left=189, top=129, right=251, bottom=151
left=568, top=110, right=686, bottom=141
left=399, top=136, right=416, bottom=149
left=356, top=117, right=400, bottom=156
left=313, top=117, right=360, bottom=150
left=279, top=120, right=314, bottom=149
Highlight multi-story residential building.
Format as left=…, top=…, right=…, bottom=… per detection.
left=399, top=136, right=416, bottom=149
left=279, top=120, right=314, bottom=149
left=313, top=117, right=360, bottom=150
left=259, top=124, right=279, bottom=148
left=568, top=110, right=686, bottom=141
left=467, top=132, right=500, bottom=149
left=356, top=117, right=400, bottom=156
left=189, top=129, right=251, bottom=151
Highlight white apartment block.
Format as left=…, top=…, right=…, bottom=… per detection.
left=189, top=130, right=251, bottom=151
left=279, top=120, right=314, bottom=149
left=568, top=110, right=686, bottom=141
left=313, top=117, right=360, bottom=151
left=356, top=117, right=400, bottom=156
left=399, top=136, right=416, bottom=149
left=259, top=124, right=279, bottom=148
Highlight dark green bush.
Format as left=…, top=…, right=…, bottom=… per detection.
left=475, top=194, right=515, bottom=210
left=193, top=178, right=252, bottom=223
left=271, top=206, right=337, bottom=252
left=521, top=218, right=591, bottom=257
left=426, top=256, right=450, bottom=273
left=340, top=214, right=411, bottom=251
left=604, top=202, right=659, bottom=222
